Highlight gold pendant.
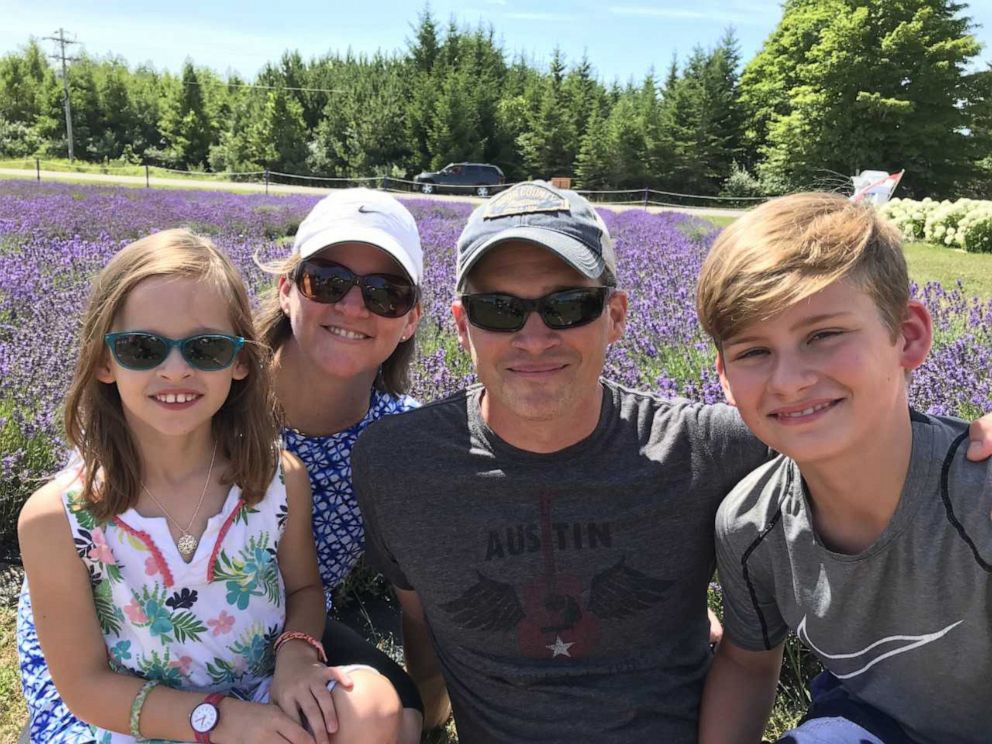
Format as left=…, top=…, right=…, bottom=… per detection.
left=176, top=533, right=197, bottom=560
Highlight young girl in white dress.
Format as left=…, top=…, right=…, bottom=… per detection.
left=18, top=229, right=401, bottom=744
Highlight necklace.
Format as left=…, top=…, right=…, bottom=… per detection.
left=141, top=442, right=218, bottom=560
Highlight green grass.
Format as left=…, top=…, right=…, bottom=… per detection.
left=703, top=214, right=738, bottom=228
left=904, top=241, right=992, bottom=299
left=0, top=607, right=26, bottom=744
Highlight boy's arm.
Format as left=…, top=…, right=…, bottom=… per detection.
left=699, top=639, right=784, bottom=744
left=968, top=414, right=992, bottom=461
left=396, top=588, right=451, bottom=730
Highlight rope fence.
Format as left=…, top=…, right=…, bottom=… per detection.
left=15, top=158, right=771, bottom=208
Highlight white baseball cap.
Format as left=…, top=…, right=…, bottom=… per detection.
left=292, top=188, right=423, bottom=285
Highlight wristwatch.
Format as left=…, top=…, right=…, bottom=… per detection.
left=190, top=691, right=226, bottom=743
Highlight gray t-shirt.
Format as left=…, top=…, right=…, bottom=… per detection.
left=716, top=411, right=992, bottom=744
left=353, top=379, right=768, bottom=743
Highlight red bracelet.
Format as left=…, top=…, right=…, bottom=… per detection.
left=274, top=631, right=327, bottom=663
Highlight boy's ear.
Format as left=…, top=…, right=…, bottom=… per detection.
left=715, top=351, right=737, bottom=406
left=898, top=300, right=932, bottom=371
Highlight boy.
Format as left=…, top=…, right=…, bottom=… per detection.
left=695, top=192, right=991, bottom=744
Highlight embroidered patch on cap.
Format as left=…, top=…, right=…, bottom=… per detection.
left=483, top=183, right=570, bottom=220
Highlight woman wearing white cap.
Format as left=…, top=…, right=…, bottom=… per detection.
left=256, top=188, right=424, bottom=742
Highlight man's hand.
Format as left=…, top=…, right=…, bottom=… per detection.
left=708, top=608, right=724, bottom=649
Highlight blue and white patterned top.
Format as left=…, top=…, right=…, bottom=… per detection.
left=281, top=387, right=418, bottom=609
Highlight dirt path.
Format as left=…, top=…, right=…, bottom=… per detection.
left=0, top=168, right=746, bottom=218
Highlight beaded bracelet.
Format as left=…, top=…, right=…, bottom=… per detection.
left=274, top=630, right=327, bottom=663
left=129, top=679, right=160, bottom=739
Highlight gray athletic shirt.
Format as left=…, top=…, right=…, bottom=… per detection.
left=716, top=411, right=992, bottom=744
left=353, top=379, right=768, bottom=743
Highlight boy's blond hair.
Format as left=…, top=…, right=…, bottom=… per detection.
left=696, top=192, right=908, bottom=345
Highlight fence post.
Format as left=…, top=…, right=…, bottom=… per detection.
left=36, top=157, right=41, bottom=181
left=264, top=169, right=270, bottom=195
left=643, top=187, right=649, bottom=209
left=145, top=164, right=150, bottom=189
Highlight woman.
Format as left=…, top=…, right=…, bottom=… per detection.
left=257, top=188, right=425, bottom=742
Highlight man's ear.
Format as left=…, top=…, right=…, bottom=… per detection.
left=451, top=299, right=472, bottom=353
left=715, top=351, right=737, bottom=406
left=899, top=300, right=932, bottom=372
left=606, top=290, right=628, bottom=344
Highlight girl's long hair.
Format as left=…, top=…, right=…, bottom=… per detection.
left=64, top=229, right=279, bottom=521
left=254, top=251, right=417, bottom=395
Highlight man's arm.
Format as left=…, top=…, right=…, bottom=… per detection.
left=396, top=588, right=451, bottom=730
left=699, top=638, right=784, bottom=744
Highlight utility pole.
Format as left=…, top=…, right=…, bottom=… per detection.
left=44, top=28, right=78, bottom=162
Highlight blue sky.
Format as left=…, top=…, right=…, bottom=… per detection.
left=3, top=0, right=991, bottom=83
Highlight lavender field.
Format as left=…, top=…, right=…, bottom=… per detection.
left=1, top=181, right=991, bottom=740
left=2, top=181, right=992, bottom=554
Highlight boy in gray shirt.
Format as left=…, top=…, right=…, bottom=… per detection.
left=695, top=192, right=992, bottom=744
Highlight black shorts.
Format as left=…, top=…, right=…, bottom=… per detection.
left=321, top=615, right=424, bottom=713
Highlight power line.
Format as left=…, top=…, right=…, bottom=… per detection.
left=182, top=80, right=343, bottom=94
left=44, top=28, right=79, bottom=162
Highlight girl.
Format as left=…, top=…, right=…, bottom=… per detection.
left=17, top=230, right=401, bottom=743
left=255, top=188, right=426, bottom=742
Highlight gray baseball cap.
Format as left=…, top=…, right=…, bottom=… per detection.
left=455, top=180, right=617, bottom=291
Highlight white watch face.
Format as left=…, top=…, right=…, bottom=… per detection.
left=191, top=702, right=219, bottom=733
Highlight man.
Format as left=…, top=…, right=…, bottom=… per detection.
left=352, top=181, right=992, bottom=743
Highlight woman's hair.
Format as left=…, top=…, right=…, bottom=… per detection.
left=255, top=251, right=418, bottom=395
left=65, top=229, right=279, bottom=520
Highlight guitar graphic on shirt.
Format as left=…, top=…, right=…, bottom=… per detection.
left=517, top=493, right=601, bottom=658
left=440, top=494, right=679, bottom=660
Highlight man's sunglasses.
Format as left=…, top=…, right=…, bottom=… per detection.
left=293, top=259, right=418, bottom=318
left=460, top=286, right=612, bottom=332
left=104, top=332, right=245, bottom=371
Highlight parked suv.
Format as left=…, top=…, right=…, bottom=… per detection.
left=412, top=163, right=505, bottom=196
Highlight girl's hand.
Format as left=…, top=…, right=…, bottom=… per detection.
left=211, top=697, right=316, bottom=744
left=270, top=643, right=355, bottom=744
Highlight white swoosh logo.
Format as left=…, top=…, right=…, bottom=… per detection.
left=796, top=615, right=963, bottom=679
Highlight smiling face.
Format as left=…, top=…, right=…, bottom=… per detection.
left=278, top=242, right=421, bottom=383
left=716, top=279, right=932, bottom=467
left=95, top=275, right=248, bottom=443
left=452, top=241, right=627, bottom=440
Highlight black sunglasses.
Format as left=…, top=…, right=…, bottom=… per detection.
left=460, top=286, right=612, bottom=332
left=104, top=332, right=245, bottom=371
left=293, top=259, right=418, bottom=318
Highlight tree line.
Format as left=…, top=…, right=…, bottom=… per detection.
left=1, top=0, right=989, bottom=199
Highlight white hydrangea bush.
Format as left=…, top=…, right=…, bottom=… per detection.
left=879, top=197, right=992, bottom=253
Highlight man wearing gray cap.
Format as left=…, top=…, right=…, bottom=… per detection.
left=351, top=180, right=772, bottom=743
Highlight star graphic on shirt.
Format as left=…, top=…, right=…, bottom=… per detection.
left=545, top=635, right=575, bottom=658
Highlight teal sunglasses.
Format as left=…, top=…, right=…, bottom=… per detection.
left=104, top=332, right=245, bottom=371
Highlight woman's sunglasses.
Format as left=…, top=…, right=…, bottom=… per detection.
left=293, top=259, right=418, bottom=318
left=104, top=332, right=245, bottom=371
left=460, top=286, right=612, bottom=332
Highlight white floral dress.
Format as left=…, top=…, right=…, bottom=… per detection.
left=60, top=466, right=289, bottom=743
